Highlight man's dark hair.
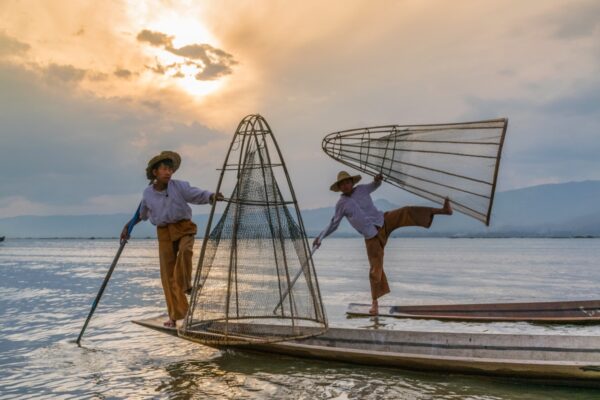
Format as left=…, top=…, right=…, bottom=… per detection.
left=153, top=159, right=174, bottom=171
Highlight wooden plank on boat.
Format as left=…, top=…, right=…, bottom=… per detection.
left=133, top=316, right=600, bottom=387
left=346, top=299, right=600, bottom=322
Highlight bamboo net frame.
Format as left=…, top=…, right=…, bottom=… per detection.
left=322, top=118, right=508, bottom=225
left=181, top=114, right=327, bottom=345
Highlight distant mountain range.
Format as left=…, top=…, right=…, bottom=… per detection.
left=1, top=180, right=600, bottom=238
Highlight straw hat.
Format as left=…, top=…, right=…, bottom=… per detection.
left=146, top=151, right=181, bottom=180
left=330, top=171, right=361, bottom=192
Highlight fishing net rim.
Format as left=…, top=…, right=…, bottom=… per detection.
left=179, top=326, right=328, bottom=346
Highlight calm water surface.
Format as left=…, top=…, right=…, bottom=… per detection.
left=1, top=238, right=599, bottom=399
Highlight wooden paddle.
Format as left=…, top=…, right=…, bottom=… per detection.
left=75, top=203, right=141, bottom=346
left=272, top=245, right=318, bottom=314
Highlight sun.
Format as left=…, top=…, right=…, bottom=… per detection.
left=150, top=9, right=214, bottom=48
left=130, top=2, right=227, bottom=98
left=176, top=71, right=225, bottom=98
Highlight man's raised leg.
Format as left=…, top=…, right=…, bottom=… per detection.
left=383, top=199, right=452, bottom=239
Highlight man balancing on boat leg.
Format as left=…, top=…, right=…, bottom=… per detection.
left=312, top=171, right=453, bottom=315
left=120, top=151, right=224, bottom=328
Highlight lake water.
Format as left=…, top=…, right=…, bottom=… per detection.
left=1, top=238, right=599, bottom=399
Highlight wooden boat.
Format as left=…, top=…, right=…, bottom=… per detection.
left=133, top=316, right=600, bottom=387
left=347, top=299, right=600, bottom=323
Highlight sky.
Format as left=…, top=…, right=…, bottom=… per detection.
left=1, top=0, right=600, bottom=218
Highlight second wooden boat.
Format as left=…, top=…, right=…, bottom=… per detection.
left=346, top=299, right=600, bottom=323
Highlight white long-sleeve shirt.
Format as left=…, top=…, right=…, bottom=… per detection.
left=140, top=179, right=213, bottom=226
left=318, top=180, right=384, bottom=240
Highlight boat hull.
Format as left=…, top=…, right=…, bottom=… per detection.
left=133, top=316, right=600, bottom=387
left=347, top=299, right=600, bottom=323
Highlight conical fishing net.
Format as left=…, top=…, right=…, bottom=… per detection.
left=322, top=119, right=508, bottom=225
left=181, top=115, right=327, bottom=345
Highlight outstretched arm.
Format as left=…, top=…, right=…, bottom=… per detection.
left=180, top=181, right=214, bottom=205
left=120, top=216, right=141, bottom=242
left=364, top=173, right=383, bottom=193
left=120, top=201, right=147, bottom=242
left=312, top=202, right=344, bottom=248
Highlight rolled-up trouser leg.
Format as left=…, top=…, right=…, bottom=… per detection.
left=383, top=206, right=435, bottom=240
left=157, top=229, right=189, bottom=321
left=365, top=234, right=390, bottom=300
left=175, top=234, right=195, bottom=294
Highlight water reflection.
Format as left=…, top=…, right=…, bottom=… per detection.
left=157, top=348, right=594, bottom=399
left=353, top=316, right=389, bottom=330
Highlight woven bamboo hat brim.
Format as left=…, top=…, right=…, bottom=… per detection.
left=146, top=151, right=181, bottom=180
left=330, top=171, right=361, bottom=192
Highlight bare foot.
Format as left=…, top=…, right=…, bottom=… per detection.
left=163, top=319, right=176, bottom=328
left=441, top=197, right=453, bottom=215
left=369, top=300, right=379, bottom=315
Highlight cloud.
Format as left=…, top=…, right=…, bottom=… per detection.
left=136, top=30, right=235, bottom=67
left=114, top=68, right=134, bottom=79
left=0, top=194, right=142, bottom=218
left=141, top=121, right=222, bottom=150
left=167, top=43, right=236, bottom=80
left=194, top=62, right=232, bottom=80
left=3, top=1, right=600, bottom=215
left=462, top=87, right=600, bottom=190
left=0, top=62, right=226, bottom=213
left=541, top=86, right=600, bottom=116
left=41, top=63, right=87, bottom=83
left=0, top=196, right=55, bottom=218
left=88, top=71, right=109, bottom=81
left=464, top=74, right=600, bottom=118
left=147, top=58, right=233, bottom=81
left=0, top=31, right=30, bottom=57
left=137, top=29, right=237, bottom=81
left=167, top=43, right=233, bottom=63
left=547, top=0, right=600, bottom=39
left=136, top=29, right=174, bottom=47
left=146, top=61, right=179, bottom=75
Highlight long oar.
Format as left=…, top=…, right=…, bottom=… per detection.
left=76, top=204, right=141, bottom=346
left=273, top=245, right=318, bottom=314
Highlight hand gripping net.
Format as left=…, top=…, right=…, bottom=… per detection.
left=322, top=118, right=508, bottom=226
left=181, top=115, right=327, bottom=345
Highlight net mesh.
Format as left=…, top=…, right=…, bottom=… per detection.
left=181, top=114, right=327, bottom=345
left=322, top=119, right=508, bottom=225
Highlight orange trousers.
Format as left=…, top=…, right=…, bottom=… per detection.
left=364, top=207, right=435, bottom=300
left=157, top=220, right=197, bottom=321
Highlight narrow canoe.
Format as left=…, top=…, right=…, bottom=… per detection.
left=133, top=316, right=600, bottom=387
left=346, top=299, right=600, bottom=323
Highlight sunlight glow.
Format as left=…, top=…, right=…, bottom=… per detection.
left=130, top=2, right=225, bottom=98
left=176, top=73, right=225, bottom=97
left=151, top=11, right=214, bottom=47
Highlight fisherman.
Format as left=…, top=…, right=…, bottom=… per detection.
left=313, top=171, right=452, bottom=315
left=120, top=151, right=223, bottom=327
